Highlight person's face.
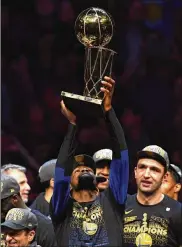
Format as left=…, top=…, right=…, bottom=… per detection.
left=161, top=171, right=181, bottom=199
left=71, top=166, right=94, bottom=189
left=50, top=178, right=54, bottom=189
left=1, top=196, right=15, bottom=222
left=7, top=170, right=31, bottom=203
left=96, top=165, right=109, bottom=191
left=5, top=229, right=35, bottom=247
left=135, top=158, right=165, bottom=195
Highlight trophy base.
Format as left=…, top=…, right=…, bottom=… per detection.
left=61, top=91, right=104, bottom=117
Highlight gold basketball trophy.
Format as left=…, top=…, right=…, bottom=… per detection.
left=61, top=7, right=116, bottom=117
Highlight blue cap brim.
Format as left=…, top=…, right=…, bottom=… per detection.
left=1, top=221, right=26, bottom=231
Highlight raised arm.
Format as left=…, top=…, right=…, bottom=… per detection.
left=105, top=107, right=129, bottom=205
left=101, top=77, right=129, bottom=205
left=51, top=101, right=77, bottom=219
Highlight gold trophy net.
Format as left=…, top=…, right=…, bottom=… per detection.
left=83, top=46, right=116, bottom=100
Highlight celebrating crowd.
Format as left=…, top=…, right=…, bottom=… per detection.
left=1, top=76, right=182, bottom=247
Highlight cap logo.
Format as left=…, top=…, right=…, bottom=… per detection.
left=144, top=146, right=164, bottom=157
left=95, top=151, right=112, bottom=160
left=75, top=155, right=84, bottom=163
left=6, top=209, right=24, bottom=221
left=1, top=182, right=3, bottom=193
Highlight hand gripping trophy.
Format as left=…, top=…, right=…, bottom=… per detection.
left=61, top=7, right=116, bottom=117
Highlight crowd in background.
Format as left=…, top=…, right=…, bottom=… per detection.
left=1, top=0, right=182, bottom=202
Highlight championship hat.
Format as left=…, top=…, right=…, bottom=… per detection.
left=74, top=154, right=96, bottom=173
left=93, top=149, right=113, bottom=163
left=1, top=174, right=20, bottom=200
left=169, top=164, right=182, bottom=183
left=1, top=208, right=38, bottom=231
left=137, top=145, right=170, bottom=168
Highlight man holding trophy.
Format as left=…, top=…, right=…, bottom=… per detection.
left=50, top=76, right=129, bottom=247
left=50, top=8, right=129, bottom=246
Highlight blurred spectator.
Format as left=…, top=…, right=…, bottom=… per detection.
left=28, top=103, right=45, bottom=136
left=38, top=33, right=55, bottom=70
left=161, top=163, right=182, bottom=201
left=30, top=159, right=56, bottom=217
left=58, top=0, right=75, bottom=23
left=173, top=76, right=182, bottom=104
left=131, top=59, right=174, bottom=150
left=1, top=84, right=12, bottom=129
left=119, top=0, right=145, bottom=84
left=1, top=6, right=9, bottom=30
left=145, top=30, right=171, bottom=59
left=35, top=0, right=55, bottom=16
left=143, top=0, right=163, bottom=30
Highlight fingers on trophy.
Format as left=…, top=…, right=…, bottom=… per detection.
left=101, top=76, right=115, bottom=94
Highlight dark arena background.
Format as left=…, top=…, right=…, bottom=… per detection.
left=1, top=0, right=182, bottom=202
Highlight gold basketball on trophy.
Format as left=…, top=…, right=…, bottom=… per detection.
left=75, top=7, right=114, bottom=47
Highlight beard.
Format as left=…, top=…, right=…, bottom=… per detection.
left=75, top=172, right=97, bottom=192
left=138, top=180, right=162, bottom=196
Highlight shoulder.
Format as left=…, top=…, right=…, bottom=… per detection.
left=162, top=195, right=182, bottom=211
left=30, top=193, right=45, bottom=205
left=36, top=192, right=45, bottom=200
left=31, top=209, right=53, bottom=225
left=158, top=196, right=182, bottom=225
left=164, top=195, right=182, bottom=208
left=29, top=241, right=41, bottom=247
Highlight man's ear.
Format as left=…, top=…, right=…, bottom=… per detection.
left=28, top=230, right=36, bottom=242
left=174, top=183, right=181, bottom=193
left=134, top=167, right=137, bottom=179
left=162, top=172, right=169, bottom=182
left=11, top=194, right=19, bottom=206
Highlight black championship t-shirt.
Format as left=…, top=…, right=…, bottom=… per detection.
left=123, top=194, right=182, bottom=247
left=30, top=193, right=50, bottom=218
left=51, top=190, right=124, bottom=247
